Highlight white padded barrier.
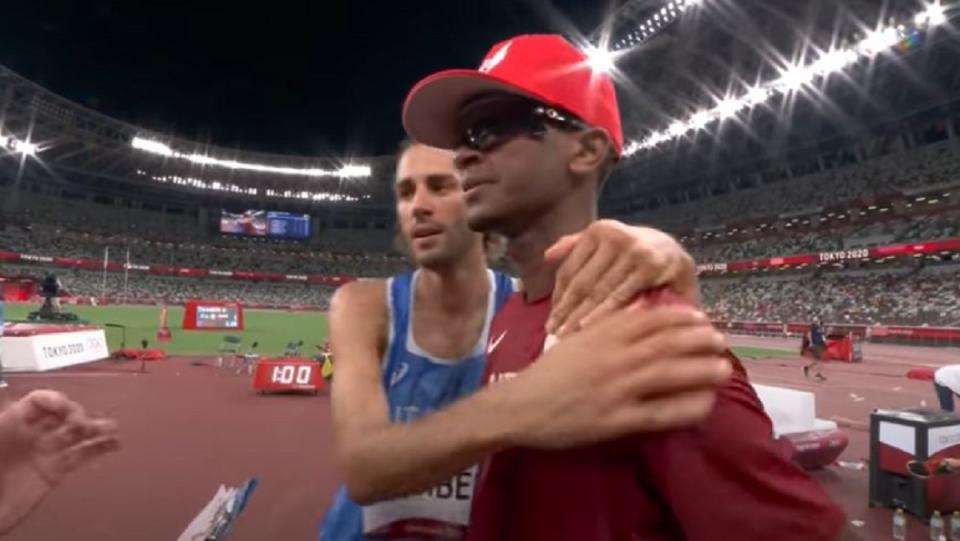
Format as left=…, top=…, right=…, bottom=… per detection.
left=752, top=384, right=837, bottom=438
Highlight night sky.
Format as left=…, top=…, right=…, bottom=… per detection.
left=0, top=0, right=605, bottom=157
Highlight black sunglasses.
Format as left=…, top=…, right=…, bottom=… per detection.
left=458, top=97, right=588, bottom=152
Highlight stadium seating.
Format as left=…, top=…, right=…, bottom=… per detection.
left=686, top=209, right=960, bottom=264
left=0, top=264, right=337, bottom=309
left=2, top=130, right=959, bottom=325
left=702, top=265, right=960, bottom=327
left=0, top=223, right=409, bottom=278
left=627, top=139, right=960, bottom=232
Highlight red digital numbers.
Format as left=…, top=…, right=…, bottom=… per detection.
left=271, top=364, right=313, bottom=385
left=254, top=360, right=321, bottom=394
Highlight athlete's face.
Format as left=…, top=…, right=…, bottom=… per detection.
left=395, top=144, right=481, bottom=268
left=452, top=94, right=577, bottom=237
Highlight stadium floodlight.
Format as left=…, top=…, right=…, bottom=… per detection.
left=584, top=45, right=617, bottom=73
left=777, top=64, right=815, bottom=92
left=0, top=133, right=39, bottom=156
left=743, top=86, right=771, bottom=106
left=714, top=96, right=744, bottom=119
left=916, top=2, right=947, bottom=26
left=335, top=164, right=373, bottom=178
left=621, top=3, right=946, bottom=159
left=18, top=141, right=39, bottom=156
left=668, top=120, right=689, bottom=137
left=810, top=49, right=859, bottom=75
left=146, top=170, right=369, bottom=202
left=859, top=27, right=900, bottom=55
left=131, top=135, right=373, bottom=179
left=612, top=0, right=703, bottom=51
left=688, top=111, right=713, bottom=130
left=132, top=137, right=175, bottom=156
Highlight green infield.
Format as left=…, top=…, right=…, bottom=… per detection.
left=3, top=304, right=327, bottom=357
left=731, top=346, right=798, bottom=359
left=3, top=303, right=800, bottom=361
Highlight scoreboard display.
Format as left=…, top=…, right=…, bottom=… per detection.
left=195, top=305, right=240, bottom=329
left=220, top=209, right=310, bottom=240
left=182, top=301, right=245, bottom=331
left=265, top=212, right=310, bottom=239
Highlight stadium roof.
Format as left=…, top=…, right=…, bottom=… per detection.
left=0, top=65, right=400, bottom=213
left=2, top=0, right=958, bottom=219
left=601, top=0, right=960, bottom=202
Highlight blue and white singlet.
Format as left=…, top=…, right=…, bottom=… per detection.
left=319, top=269, right=514, bottom=540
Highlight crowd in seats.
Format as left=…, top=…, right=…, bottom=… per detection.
left=1, top=139, right=957, bottom=276
left=687, top=208, right=960, bottom=263
left=0, top=226, right=411, bottom=278
left=0, top=190, right=407, bottom=277
left=702, top=264, right=960, bottom=327
left=636, top=139, right=960, bottom=232
left=0, top=265, right=337, bottom=308
left=6, top=260, right=957, bottom=327
left=690, top=233, right=839, bottom=264
left=3, top=196, right=204, bottom=244
left=897, top=210, right=960, bottom=242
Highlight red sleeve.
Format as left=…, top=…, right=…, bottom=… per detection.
left=465, top=451, right=515, bottom=541
left=637, top=371, right=846, bottom=541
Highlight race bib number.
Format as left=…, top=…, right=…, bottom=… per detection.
left=362, top=465, right=477, bottom=540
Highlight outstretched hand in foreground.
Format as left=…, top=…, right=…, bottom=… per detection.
left=0, top=390, right=120, bottom=535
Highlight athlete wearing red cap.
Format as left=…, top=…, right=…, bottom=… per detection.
left=403, top=34, right=856, bottom=540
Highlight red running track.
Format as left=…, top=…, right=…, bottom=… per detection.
left=1, top=358, right=338, bottom=541
left=0, top=337, right=956, bottom=540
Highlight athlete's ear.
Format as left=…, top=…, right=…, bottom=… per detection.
left=569, top=128, right=612, bottom=180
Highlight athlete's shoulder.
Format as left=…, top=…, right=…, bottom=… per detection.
left=329, top=279, right=390, bottom=356
left=330, top=279, right=388, bottom=318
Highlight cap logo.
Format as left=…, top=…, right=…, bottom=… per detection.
left=479, top=41, right=511, bottom=73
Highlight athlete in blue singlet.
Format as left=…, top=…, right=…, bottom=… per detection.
left=321, top=269, right=512, bottom=540
left=320, top=141, right=514, bottom=540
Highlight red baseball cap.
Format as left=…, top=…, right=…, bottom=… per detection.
left=402, top=34, right=623, bottom=158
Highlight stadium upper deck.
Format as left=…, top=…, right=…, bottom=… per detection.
left=2, top=136, right=959, bottom=280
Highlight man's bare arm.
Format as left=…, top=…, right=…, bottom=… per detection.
left=331, top=280, right=729, bottom=505
left=330, top=280, right=518, bottom=505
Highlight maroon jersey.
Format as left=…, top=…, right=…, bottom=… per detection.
left=467, top=292, right=845, bottom=541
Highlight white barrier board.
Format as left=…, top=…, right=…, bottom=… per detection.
left=752, top=383, right=837, bottom=437
left=1, top=329, right=109, bottom=372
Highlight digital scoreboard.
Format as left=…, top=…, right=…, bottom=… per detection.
left=265, top=212, right=310, bottom=239
left=220, top=210, right=310, bottom=240
left=182, top=301, right=245, bottom=331
left=195, top=305, right=240, bottom=329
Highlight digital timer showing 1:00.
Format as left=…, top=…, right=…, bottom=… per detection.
left=272, top=364, right=314, bottom=385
